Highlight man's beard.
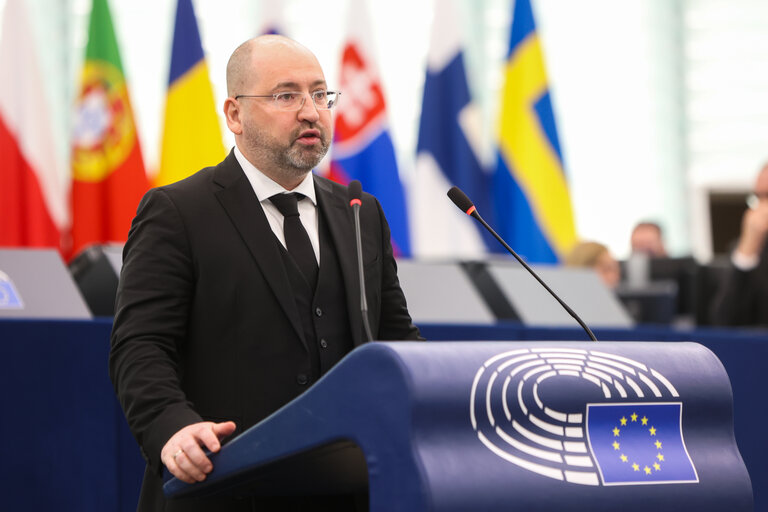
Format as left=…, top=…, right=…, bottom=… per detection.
left=243, top=122, right=330, bottom=183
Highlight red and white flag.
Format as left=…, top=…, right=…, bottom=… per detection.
left=0, top=0, right=67, bottom=250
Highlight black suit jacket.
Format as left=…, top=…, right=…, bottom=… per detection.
left=711, top=243, right=768, bottom=327
left=109, top=150, right=421, bottom=510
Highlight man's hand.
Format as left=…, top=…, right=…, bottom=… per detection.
left=737, top=201, right=768, bottom=258
left=160, top=421, right=236, bottom=483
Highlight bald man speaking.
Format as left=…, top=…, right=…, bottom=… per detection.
left=109, top=35, right=421, bottom=511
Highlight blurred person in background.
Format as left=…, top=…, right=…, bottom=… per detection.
left=711, top=161, right=768, bottom=327
left=630, top=221, right=668, bottom=257
left=564, top=240, right=621, bottom=289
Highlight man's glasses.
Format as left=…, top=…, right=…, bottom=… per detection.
left=234, top=90, right=341, bottom=111
left=746, top=191, right=768, bottom=209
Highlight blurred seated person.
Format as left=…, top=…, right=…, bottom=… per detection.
left=711, top=162, right=768, bottom=327
left=564, top=241, right=620, bottom=289
left=630, top=221, right=668, bottom=257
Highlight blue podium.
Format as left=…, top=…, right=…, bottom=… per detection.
left=164, top=342, right=752, bottom=511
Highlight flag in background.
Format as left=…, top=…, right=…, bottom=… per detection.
left=493, top=0, right=576, bottom=263
left=259, top=0, right=285, bottom=35
left=70, top=0, right=148, bottom=258
left=0, top=0, right=67, bottom=249
left=329, top=0, right=412, bottom=257
left=155, top=0, right=225, bottom=187
left=412, top=0, right=495, bottom=259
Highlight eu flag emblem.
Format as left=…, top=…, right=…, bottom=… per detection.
left=0, top=271, right=23, bottom=309
left=586, top=403, right=698, bottom=485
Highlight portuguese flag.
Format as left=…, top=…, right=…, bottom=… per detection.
left=70, top=0, right=148, bottom=259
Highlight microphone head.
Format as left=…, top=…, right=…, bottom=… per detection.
left=348, top=180, right=362, bottom=207
left=447, top=186, right=476, bottom=216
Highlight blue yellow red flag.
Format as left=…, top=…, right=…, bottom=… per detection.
left=155, top=0, right=224, bottom=186
left=493, top=0, right=576, bottom=263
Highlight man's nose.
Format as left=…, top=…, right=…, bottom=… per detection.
left=297, top=93, right=320, bottom=122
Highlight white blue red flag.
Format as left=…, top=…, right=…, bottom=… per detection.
left=329, top=0, right=411, bottom=257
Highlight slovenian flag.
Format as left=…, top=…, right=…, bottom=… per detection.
left=329, top=0, right=411, bottom=257
left=412, top=0, right=495, bottom=258
left=155, top=0, right=225, bottom=187
left=493, top=0, right=576, bottom=263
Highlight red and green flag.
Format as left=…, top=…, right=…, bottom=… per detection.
left=70, top=0, right=148, bottom=258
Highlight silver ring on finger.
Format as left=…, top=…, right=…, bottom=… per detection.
left=173, top=449, right=184, bottom=461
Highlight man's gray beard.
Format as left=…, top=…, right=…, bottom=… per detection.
left=244, top=123, right=330, bottom=183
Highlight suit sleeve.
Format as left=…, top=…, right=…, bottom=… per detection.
left=109, top=188, right=203, bottom=473
left=369, top=196, right=424, bottom=341
left=710, top=264, right=761, bottom=326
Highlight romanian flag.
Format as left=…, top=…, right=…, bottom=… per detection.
left=0, top=0, right=67, bottom=250
left=493, top=0, right=576, bottom=263
left=70, top=0, right=148, bottom=258
left=155, top=0, right=224, bottom=187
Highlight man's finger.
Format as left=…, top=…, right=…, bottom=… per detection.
left=165, top=452, right=197, bottom=484
left=175, top=448, right=209, bottom=481
left=179, top=439, right=213, bottom=475
left=198, top=421, right=236, bottom=454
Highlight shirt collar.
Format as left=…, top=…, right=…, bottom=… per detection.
left=234, top=145, right=317, bottom=205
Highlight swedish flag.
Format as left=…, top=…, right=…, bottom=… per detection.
left=587, top=403, right=698, bottom=485
left=155, top=0, right=225, bottom=186
left=493, top=0, right=576, bottom=263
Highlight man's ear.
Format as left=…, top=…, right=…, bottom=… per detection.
left=223, top=98, right=243, bottom=135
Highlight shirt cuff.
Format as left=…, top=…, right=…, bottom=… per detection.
left=732, top=250, right=760, bottom=271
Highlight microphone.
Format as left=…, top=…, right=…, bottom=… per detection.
left=447, top=187, right=597, bottom=342
left=348, top=180, right=374, bottom=343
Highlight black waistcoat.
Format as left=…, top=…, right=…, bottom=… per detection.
left=276, top=206, right=353, bottom=385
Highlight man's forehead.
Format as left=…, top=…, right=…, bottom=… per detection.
left=251, top=51, right=326, bottom=88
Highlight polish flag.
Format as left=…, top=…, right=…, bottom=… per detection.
left=0, top=0, right=67, bottom=249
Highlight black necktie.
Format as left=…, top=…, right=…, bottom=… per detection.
left=269, top=193, right=318, bottom=289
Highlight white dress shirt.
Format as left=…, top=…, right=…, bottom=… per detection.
left=234, top=146, right=320, bottom=264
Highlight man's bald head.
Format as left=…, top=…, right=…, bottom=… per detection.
left=226, top=35, right=320, bottom=97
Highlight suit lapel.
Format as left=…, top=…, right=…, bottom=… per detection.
left=212, top=151, right=307, bottom=348
left=315, top=176, right=364, bottom=347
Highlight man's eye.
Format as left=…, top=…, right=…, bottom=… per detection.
left=276, top=93, right=298, bottom=102
left=313, top=91, right=327, bottom=100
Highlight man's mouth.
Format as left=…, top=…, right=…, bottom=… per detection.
left=296, top=129, right=322, bottom=146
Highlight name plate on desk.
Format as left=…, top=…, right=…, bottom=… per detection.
left=0, top=249, right=91, bottom=319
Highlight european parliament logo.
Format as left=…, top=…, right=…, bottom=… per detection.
left=0, top=270, right=23, bottom=309
left=470, top=347, right=699, bottom=486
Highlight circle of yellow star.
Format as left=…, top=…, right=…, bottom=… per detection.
left=649, top=426, right=657, bottom=436
left=631, top=413, right=638, bottom=422
left=613, top=441, right=620, bottom=450
left=632, top=463, right=640, bottom=471
left=641, top=416, right=648, bottom=426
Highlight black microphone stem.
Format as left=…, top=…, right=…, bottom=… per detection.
left=352, top=203, right=374, bottom=342
left=473, top=212, right=597, bottom=342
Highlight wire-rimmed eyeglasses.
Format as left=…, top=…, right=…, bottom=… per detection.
left=747, top=191, right=768, bottom=209
left=234, top=90, right=341, bottom=111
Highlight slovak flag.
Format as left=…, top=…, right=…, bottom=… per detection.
left=329, top=0, right=411, bottom=257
